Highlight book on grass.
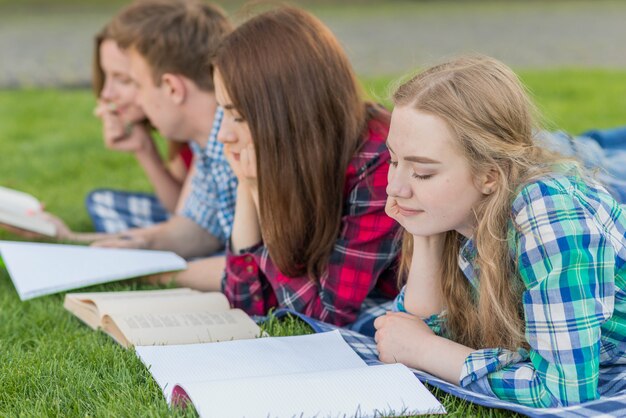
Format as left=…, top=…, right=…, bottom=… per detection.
left=135, top=330, right=446, bottom=417
left=0, top=241, right=187, bottom=300
left=64, top=288, right=260, bottom=347
left=0, top=186, right=56, bottom=236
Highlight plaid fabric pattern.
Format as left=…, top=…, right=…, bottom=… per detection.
left=347, top=297, right=395, bottom=336
left=223, top=116, right=401, bottom=327
left=181, top=107, right=237, bottom=244
left=85, top=189, right=169, bottom=233
left=272, top=309, right=626, bottom=418
left=395, top=172, right=626, bottom=408
left=536, top=127, right=626, bottom=204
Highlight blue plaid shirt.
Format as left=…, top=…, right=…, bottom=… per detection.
left=395, top=171, right=626, bottom=408
left=180, top=107, right=237, bottom=244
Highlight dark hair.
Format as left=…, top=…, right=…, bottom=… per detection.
left=214, top=6, right=373, bottom=278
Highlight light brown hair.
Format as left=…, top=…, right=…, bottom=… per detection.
left=394, top=55, right=578, bottom=350
left=214, top=6, right=381, bottom=278
left=110, top=0, right=232, bottom=91
left=91, top=25, right=112, bottom=98
left=91, top=21, right=185, bottom=161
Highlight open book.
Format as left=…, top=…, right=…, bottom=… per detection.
left=136, top=331, right=446, bottom=417
left=64, top=288, right=260, bottom=347
left=0, top=241, right=187, bottom=300
left=0, top=186, right=56, bottom=236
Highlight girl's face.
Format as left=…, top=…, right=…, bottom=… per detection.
left=214, top=70, right=254, bottom=167
left=386, top=107, right=490, bottom=238
left=99, top=39, right=145, bottom=123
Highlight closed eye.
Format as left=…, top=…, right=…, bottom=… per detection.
left=412, top=173, right=433, bottom=180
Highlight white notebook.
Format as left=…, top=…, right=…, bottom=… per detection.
left=135, top=331, right=445, bottom=417
left=0, top=241, right=186, bottom=300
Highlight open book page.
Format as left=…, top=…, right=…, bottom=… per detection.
left=63, top=288, right=202, bottom=329
left=0, top=186, right=56, bottom=236
left=0, top=241, right=187, bottom=300
left=135, top=330, right=367, bottom=401
left=65, top=289, right=228, bottom=320
left=94, top=292, right=229, bottom=316
left=0, top=186, right=42, bottom=213
left=174, top=363, right=445, bottom=418
left=105, top=309, right=260, bottom=347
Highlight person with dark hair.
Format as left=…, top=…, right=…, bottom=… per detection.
left=210, top=7, right=401, bottom=327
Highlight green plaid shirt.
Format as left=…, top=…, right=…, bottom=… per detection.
left=394, top=172, right=626, bottom=408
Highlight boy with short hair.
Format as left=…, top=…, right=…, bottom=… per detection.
left=2, top=0, right=236, bottom=290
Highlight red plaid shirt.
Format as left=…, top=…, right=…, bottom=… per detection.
left=223, top=114, right=400, bottom=326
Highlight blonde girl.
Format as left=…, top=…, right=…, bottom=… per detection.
left=374, top=55, right=626, bottom=407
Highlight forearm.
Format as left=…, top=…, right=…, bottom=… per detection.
left=146, top=256, right=225, bottom=291
left=230, top=184, right=262, bottom=253
left=134, top=215, right=223, bottom=258
left=135, top=143, right=184, bottom=213
left=65, top=231, right=116, bottom=243
left=403, top=235, right=445, bottom=317
left=416, top=334, right=474, bottom=385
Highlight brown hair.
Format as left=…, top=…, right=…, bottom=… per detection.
left=91, top=21, right=187, bottom=161
left=214, top=7, right=374, bottom=278
left=394, top=55, right=579, bottom=350
left=110, top=0, right=232, bottom=91
left=91, top=25, right=111, bottom=98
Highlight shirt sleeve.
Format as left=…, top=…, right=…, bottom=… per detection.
left=222, top=151, right=400, bottom=326
left=459, top=183, right=615, bottom=407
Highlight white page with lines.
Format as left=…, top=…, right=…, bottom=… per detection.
left=175, top=363, right=445, bottom=418
left=135, top=330, right=366, bottom=401
left=135, top=331, right=445, bottom=417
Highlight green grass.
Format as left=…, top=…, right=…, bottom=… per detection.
left=1, top=70, right=625, bottom=416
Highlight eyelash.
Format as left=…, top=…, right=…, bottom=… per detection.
left=388, top=159, right=432, bottom=180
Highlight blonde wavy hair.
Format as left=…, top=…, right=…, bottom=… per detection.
left=394, top=55, right=580, bottom=350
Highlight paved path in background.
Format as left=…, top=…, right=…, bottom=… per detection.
left=1, top=1, right=626, bottom=88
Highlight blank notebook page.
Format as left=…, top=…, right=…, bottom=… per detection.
left=0, top=241, right=186, bottom=300
left=135, top=330, right=366, bottom=401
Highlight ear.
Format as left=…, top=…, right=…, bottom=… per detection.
left=478, top=166, right=499, bottom=195
left=161, top=73, right=186, bottom=105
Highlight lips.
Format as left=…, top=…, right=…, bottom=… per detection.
left=231, top=152, right=241, bottom=162
left=396, top=204, right=423, bottom=217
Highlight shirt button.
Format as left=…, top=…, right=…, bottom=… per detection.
left=253, top=295, right=262, bottom=301
left=244, top=256, right=253, bottom=263
left=246, top=266, right=254, bottom=273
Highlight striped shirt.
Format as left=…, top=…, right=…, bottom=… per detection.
left=394, top=171, right=626, bottom=408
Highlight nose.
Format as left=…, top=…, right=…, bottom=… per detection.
left=386, top=168, right=412, bottom=199
left=100, top=77, right=116, bottom=102
left=217, top=114, right=236, bottom=145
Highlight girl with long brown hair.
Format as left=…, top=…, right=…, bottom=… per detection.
left=212, top=7, right=400, bottom=327
left=374, top=55, right=626, bottom=407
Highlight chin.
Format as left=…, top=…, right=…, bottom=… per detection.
left=402, top=223, right=446, bottom=237
left=127, top=109, right=147, bottom=123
